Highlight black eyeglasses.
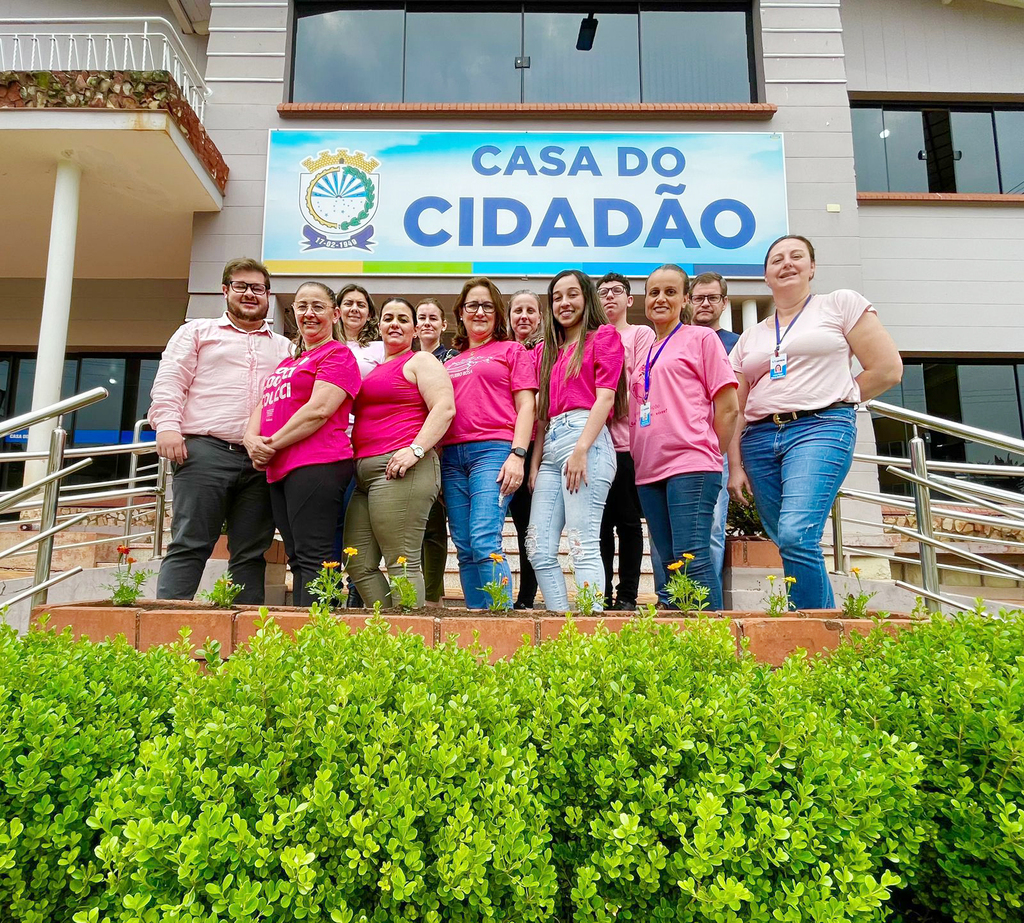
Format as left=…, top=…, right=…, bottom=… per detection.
left=228, top=280, right=269, bottom=295
left=598, top=284, right=627, bottom=297
left=463, top=301, right=496, bottom=315
left=691, top=294, right=724, bottom=305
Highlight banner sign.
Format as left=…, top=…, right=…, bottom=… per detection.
left=262, top=129, right=788, bottom=278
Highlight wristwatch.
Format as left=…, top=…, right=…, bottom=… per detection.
left=410, top=444, right=425, bottom=459
left=510, top=447, right=527, bottom=459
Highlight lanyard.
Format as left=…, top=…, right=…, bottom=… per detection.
left=644, top=322, right=683, bottom=401
left=774, top=294, right=813, bottom=356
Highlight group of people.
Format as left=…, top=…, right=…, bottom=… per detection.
left=149, top=235, right=902, bottom=613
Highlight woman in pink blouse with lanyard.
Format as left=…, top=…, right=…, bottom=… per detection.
left=728, top=235, right=902, bottom=609
left=630, top=264, right=739, bottom=612
left=527, top=269, right=625, bottom=612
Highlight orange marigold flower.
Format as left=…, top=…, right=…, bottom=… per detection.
left=116, top=544, right=131, bottom=556
left=666, top=561, right=684, bottom=572
left=322, top=561, right=340, bottom=570
left=126, top=557, right=136, bottom=565
left=501, top=576, right=509, bottom=586
left=682, top=552, right=695, bottom=561
left=489, top=552, right=504, bottom=563
left=396, top=556, right=408, bottom=565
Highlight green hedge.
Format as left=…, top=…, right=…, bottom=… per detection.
left=1, top=611, right=1022, bottom=922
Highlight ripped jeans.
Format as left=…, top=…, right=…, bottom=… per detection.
left=527, top=410, right=616, bottom=611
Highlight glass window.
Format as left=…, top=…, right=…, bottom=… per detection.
left=957, top=365, right=1022, bottom=465
left=995, top=110, right=1024, bottom=195
left=405, top=10, right=521, bottom=103
left=524, top=11, right=639, bottom=103
left=950, top=111, right=1000, bottom=194
left=851, top=107, right=888, bottom=192
left=73, top=358, right=127, bottom=446
left=135, top=359, right=160, bottom=426
left=640, top=10, right=750, bottom=103
left=292, top=7, right=404, bottom=103
left=881, top=109, right=929, bottom=193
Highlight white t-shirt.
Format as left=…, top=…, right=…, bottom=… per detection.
left=731, top=290, right=875, bottom=423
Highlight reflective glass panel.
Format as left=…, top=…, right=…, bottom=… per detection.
left=640, top=10, right=751, bottom=103
left=957, top=365, right=1022, bottom=465
left=292, top=8, right=404, bottom=103
left=881, top=109, right=929, bottom=193
left=995, top=110, right=1024, bottom=194
left=851, top=107, right=888, bottom=192
left=950, top=111, right=999, bottom=194
left=74, top=358, right=127, bottom=445
left=135, top=359, right=160, bottom=424
left=524, top=11, right=639, bottom=103
left=405, top=11, right=521, bottom=103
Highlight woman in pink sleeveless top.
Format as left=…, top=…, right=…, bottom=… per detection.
left=344, top=297, right=455, bottom=608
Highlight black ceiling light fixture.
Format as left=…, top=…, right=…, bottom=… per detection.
left=576, top=13, right=598, bottom=51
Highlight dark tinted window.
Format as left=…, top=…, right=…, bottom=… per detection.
left=851, top=107, right=887, bottom=192
left=995, top=110, right=1024, bottom=195
left=950, top=111, right=999, bottom=194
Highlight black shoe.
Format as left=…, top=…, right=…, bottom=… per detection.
left=610, top=598, right=637, bottom=611
left=514, top=601, right=533, bottom=611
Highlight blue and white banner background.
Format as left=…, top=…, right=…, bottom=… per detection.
left=262, top=129, right=788, bottom=277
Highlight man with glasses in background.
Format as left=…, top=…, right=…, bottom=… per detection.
left=689, top=271, right=740, bottom=597
left=149, top=258, right=292, bottom=603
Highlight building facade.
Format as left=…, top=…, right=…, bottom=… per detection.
left=1, top=0, right=1022, bottom=498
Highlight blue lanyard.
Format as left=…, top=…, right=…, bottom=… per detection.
left=643, top=322, right=683, bottom=401
left=774, top=294, right=813, bottom=356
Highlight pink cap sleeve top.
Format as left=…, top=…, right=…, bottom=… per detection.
left=629, top=325, right=738, bottom=485
left=609, top=324, right=656, bottom=452
left=731, top=290, right=875, bottom=423
left=442, top=339, right=538, bottom=445
left=352, top=352, right=427, bottom=458
left=547, top=324, right=625, bottom=418
left=259, top=340, right=363, bottom=483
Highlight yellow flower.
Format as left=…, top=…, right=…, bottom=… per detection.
left=785, top=576, right=797, bottom=585
left=344, top=546, right=358, bottom=557
left=489, top=552, right=504, bottom=563
left=767, top=574, right=776, bottom=583
left=683, top=553, right=695, bottom=561
left=396, top=556, right=408, bottom=565
left=850, top=566, right=860, bottom=576
left=322, top=561, right=340, bottom=570
left=667, top=561, right=684, bottom=572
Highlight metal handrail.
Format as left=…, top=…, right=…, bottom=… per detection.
left=0, top=387, right=107, bottom=440
left=866, top=399, right=1024, bottom=456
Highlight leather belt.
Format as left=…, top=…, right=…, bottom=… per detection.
left=187, top=434, right=246, bottom=452
left=748, top=401, right=855, bottom=427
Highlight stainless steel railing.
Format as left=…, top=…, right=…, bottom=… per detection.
left=0, top=390, right=170, bottom=610
left=833, top=399, right=1024, bottom=613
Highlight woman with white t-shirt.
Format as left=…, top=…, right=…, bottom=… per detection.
left=630, top=264, right=739, bottom=612
left=728, top=235, right=902, bottom=609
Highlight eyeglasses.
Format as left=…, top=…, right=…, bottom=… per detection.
left=597, top=284, right=627, bottom=297
left=691, top=294, right=724, bottom=305
left=228, top=280, right=268, bottom=295
left=463, top=301, right=496, bottom=315
left=294, top=302, right=333, bottom=315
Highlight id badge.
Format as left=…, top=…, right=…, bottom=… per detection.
left=769, top=352, right=788, bottom=380
left=639, top=402, right=651, bottom=427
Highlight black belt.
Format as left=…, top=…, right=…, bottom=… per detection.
left=187, top=434, right=246, bottom=452
left=748, top=401, right=855, bottom=427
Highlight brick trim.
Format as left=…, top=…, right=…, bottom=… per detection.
left=858, top=192, right=1024, bottom=206
left=277, top=101, right=777, bottom=120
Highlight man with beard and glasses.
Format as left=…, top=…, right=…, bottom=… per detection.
left=149, top=257, right=291, bottom=603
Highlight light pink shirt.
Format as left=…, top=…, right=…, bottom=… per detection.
left=443, top=339, right=538, bottom=445
left=259, top=340, right=363, bottom=483
left=731, top=290, right=875, bottom=423
left=149, top=313, right=292, bottom=444
left=609, top=324, right=656, bottom=451
left=346, top=340, right=385, bottom=378
left=546, top=324, right=625, bottom=419
left=629, top=325, right=737, bottom=484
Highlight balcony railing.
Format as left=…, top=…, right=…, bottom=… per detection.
left=0, top=17, right=209, bottom=120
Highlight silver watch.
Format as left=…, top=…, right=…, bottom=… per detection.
left=410, top=443, right=425, bottom=459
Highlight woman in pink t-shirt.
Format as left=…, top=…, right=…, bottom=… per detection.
left=244, top=281, right=362, bottom=608
left=629, top=265, right=739, bottom=612
left=343, top=297, right=455, bottom=609
left=527, top=269, right=625, bottom=612
left=728, top=235, right=902, bottom=610
left=441, top=278, right=537, bottom=609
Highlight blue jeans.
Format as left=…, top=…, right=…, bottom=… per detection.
left=739, top=405, right=857, bottom=609
left=441, top=440, right=514, bottom=609
left=638, top=471, right=723, bottom=611
left=527, top=411, right=616, bottom=611
left=709, top=456, right=730, bottom=588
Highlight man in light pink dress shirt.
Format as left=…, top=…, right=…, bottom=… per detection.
left=149, top=257, right=292, bottom=603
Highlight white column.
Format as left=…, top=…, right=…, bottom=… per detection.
left=741, top=298, right=759, bottom=331
left=719, top=300, right=734, bottom=332
left=26, top=159, right=82, bottom=481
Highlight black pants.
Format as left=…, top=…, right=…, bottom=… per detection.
left=157, top=435, right=275, bottom=605
left=600, top=451, right=644, bottom=605
left=507, top=443, right=538, bottom=608
left=270, top=460, right=353, bottom=608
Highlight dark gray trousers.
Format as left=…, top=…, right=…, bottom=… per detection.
left=156, top=435, right=275, bottom=604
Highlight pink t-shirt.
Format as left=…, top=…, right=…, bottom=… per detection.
left=609, top=325, right=656, bottom=452
left=352, top=352, right=428, bottom=457
left=731, top=290, right=875, bottom=423
left=443, top=339, right=538, bottom=445
left=546, top=324, right=625, bottom=419
left=629, top=325, right=737, bottom=484
left=259, top=340, right=362, bottom=483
